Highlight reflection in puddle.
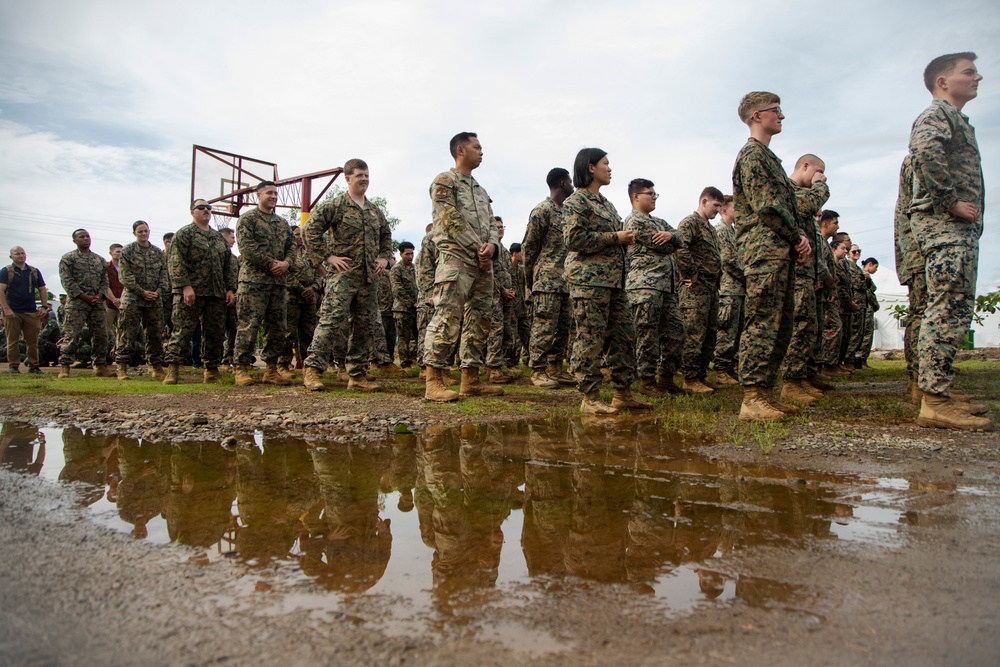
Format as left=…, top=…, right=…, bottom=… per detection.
left=0, top=417, right=970, bottom=635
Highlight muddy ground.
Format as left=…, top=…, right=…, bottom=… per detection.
left=1, top=362, right=999, bottom=666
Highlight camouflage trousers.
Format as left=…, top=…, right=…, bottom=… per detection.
left=739, top=259, right=794, bottom=388
left=486, top=293, right=514, bottom=369
left=304, top=273, right=377, bottom=376
left=510, top=308, right=531, bottom=366
left=416, top=304, right=433, bottom=367
left=279, top=296, right=317, bottom=366
left=528, top=292, right=570, bottom=369
left=423, top=260, right=493, bottom=370
left=59, top=301, right=108, bottom=367
left=903, top=272, right=927, bottom=380
left=115, top=303, right=164, bottom=366
left=234, top=282, right=287, bottom=367
left=838, top=309, right=854, bottom=365
left=374, top=309, right=395, bottom=365
left=393, top=308, right=418, bottom=367
left=820, top=302, right=843, bottom=367
left=846, top=300, right=868, bottom=362
left=627, top=288, right=685, bottom=381
left=713, top=293, right=744, bottom=375
left=223, top=304, right=237, bottom=365
left=164, top=295, right=226, bottom=369
left=918, top=244, right=978, bottom=397
left=570, top=285, right=636, bottom=395
left=679, top=277, right=720, bottom=380
left=860, top=311, right=876, bottom=362
left=780, top=274, right=818, bottom=380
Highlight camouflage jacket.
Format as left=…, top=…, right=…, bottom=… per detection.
left=792, top=182, right=831, bottom=280
left=623, top=209, right=684, bottom=292
left=415, top=231, right=437, bottom=304
left=510, top=262, right=527, bottom=317
left=835, top=257, right=854, bottom=309
left=429, top=168, right=497, bottom=270
left=119, top=242, right=169, bottom=308
left=733, top=138, right=802, bottom=266
left=304, top=192, right=393, bottom=284
left=894, top=156, right=921, bottom=286
left=866, top=274, right=879, bottom=311
left=849, top=261, right=868, bottom=311
left=377, top=269, right=393, bottom=312
left=563, top=189, right=626, bottom=289
left=521, top=197, right=568, bottom=294
left=236, top=208, right=295, bottom=285
left=675, top=212, right=721, bottom=282
left=908, top=99, right=984, bottom=249
left=715, top=222, right=745, bottom=296
left=59, top=250, right=109, bottom=302
left=817, top=233, right=837, bottom=299
left=168, top=223, right=236, bottom=298
left=390, top=262, right=418, bottom=312
left=493, top=242, right=512, bottom=294
left=286, top=246, right=320, bottom=301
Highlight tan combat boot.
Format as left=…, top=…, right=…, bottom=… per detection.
left=203, top=368, right=221, bottom=384
left=780, top=380, right=818, bottom=405
left=657, top=375, right=684, bottom=395
left=424, top=366, right=460, bottom=402
left=116, top=363, right=130, bottom=381
left=530, top=368, right=559, bottom=388
left=683, top=378, right=715, bottom=395
left=379, top=363, right=402, bottom=375
left=950, top=388, right=988, bottom=415
left=800, top=380, right=824, bottom=399
left=909, top=378, right=921, bottom=405
left=303, top=366, right=325, bottom=391
left=348, top=374, right=381, bottom=392
left=547, top=362, right=576, bottom=386
left=262, top=364, right=291, bottom=386
left=714, top=371, right=740, bottom=386
left=418, top=366, right=427, bottom=379
left=487, top=367, right=513, bottom=384
left=739, top=387, right=785, bottom=422
left=162, top=364, right=180, bottom=385
left=234, top=365, right=254, bottom=386
left=581, top=391, right=618, bottom=415
left=150, top=365, right=167, bottom=382
left=764, top=387, right=800, bottom=415
left=917, top=393, right=993, bottom=431
left=637, top=378, right=664, bottom=397
left=58, top=364, right=71, bottom=379
left=611, top=388, right=651, bottom=411
left=459, top=367, right=504, bottom=396
left=94, top=364, right=116, bottom=377
left=276, top=363, right=295, bottom=381
left=336, top=366, right=349, bottom=382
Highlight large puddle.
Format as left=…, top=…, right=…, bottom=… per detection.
left=0, top=417, right=976, bottom=637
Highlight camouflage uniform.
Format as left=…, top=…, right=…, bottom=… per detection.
left=623, top=209, right=686, bottom=382
left=302, top=191, right=392, bottom=376
left=116, top=242, right=169, bottom=367
left=415, top=230, right=437, bottom=366
left=816, top=229, right=839, bottom=368
left=279, top=245, right=319, bottom=366
left=821, top=254, right=852, bottom=367
left=164, top=223, right=236, bottom=369
left=486, top=241, right=514, bottom=369
left=222, top=254, right=240, bottom=365
left=391, top=260, right=419, bottom=367
left=893, top=156, right=924, bottom=381
left=522, top=197, right=571, bottom=368
left=39, top=316, right=61, bottom=366
left=836, top=257, right=857, bottom=364
left=58, top=249, right=110, bottom=366
left=563, top=189, right=635, bottom=394
left=860, top=274, right=878, bottom=360
left=909, top=101, right=983, bottom=397
left=732, top=138, right=802, bottom=388
left=845, top=259, right=869, bottom=363
left=676, top=212, right=722, bottom=381
left=234, top=208, right=295, bottom=367
left=713, top=220, right=745, bottom=375
left=423, top=168, right=498, bottom=370
left=374, top=268, right=395, bottom=365
left=509, top=260, right=530, bottom=366
left=781, top=182, right=830, bottom=380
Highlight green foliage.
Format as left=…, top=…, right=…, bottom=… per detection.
left=886, top=303, right=909, bottom=322
left=973, top=291, right=1000, bottom=326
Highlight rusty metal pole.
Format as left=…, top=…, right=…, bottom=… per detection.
left=299, top=178, right=312, bottom=227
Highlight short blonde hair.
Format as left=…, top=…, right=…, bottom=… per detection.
left=738, top=92, right=780, bottom=125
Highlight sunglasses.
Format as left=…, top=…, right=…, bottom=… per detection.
left=193, top=204, right=213, bottom=211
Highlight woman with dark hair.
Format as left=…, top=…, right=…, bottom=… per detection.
left=115, top=220, right=169, bottom=381
left=562, top=148, right=649, bottom=414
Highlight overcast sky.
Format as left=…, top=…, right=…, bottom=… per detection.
left=1, top=0, right=997, bottom=305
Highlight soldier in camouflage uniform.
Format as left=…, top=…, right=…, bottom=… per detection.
left=422, top=132, right=503, bottom=401
left=391, top=241, right=419, bottom=368
left=373, top=256, right=398, bottom=371
left=163, top=200, right=237, bottom=384
left=508, top=243, right=530, bottom=368
left=161, top=233, right=174, bottom=339
left=57, top=229, right=118, bottom=378
left=278, top=226, right=319, bottom=375
left=485, top=216, right=515, bottom=384
left=219, top=228, right=239, bottom=369
left=676, top=187, right=725, bottom=394
left=623, top=178, right=686, bottom=397
left=813, top=211, right=840, bottom=384
left=521, top=168, right=575, bottom=388
left=893, top=156, right=924, bottom=400
left=415, top=224, right=437, bottom=375
left=908, top=53, right=991, bottom=430
left=713, top=195, right=744, bottom=385
left=115, top=221, right=169, bottom=381
left=844, top=244, right=868, bottom=367
left=233, top=181, right=296, bottom=386
left=834, top=237, right=858, bottom=371
left=38, top=310, right=61, bottom=366
left=301, top=159, right=393, bottom=392
left=859, top=257, right=880, bottom=367
left=563, top=148, right=647, bottom=415
left=821, top=234, right=851, bottom=373
left=779, top=156, right=831, bottom=404
left=732, top=92, right=820, bottom=421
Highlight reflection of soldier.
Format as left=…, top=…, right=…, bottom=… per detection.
left=0, top=421, right=45, bottom=475
left=300, top=444, right=392, bottom=593
left=115, top=437, right=169, bottom=539
left=59, top=427, right=115, bottom=506
left=164, top=442, right=236, bottom=549
left=388, top=433, right=418, bottom=513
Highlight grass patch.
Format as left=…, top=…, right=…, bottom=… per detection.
left=0, top=372, right=229, bottom=398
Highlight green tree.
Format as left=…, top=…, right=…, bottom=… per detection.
left=312, top=184, right=407, bottom=252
